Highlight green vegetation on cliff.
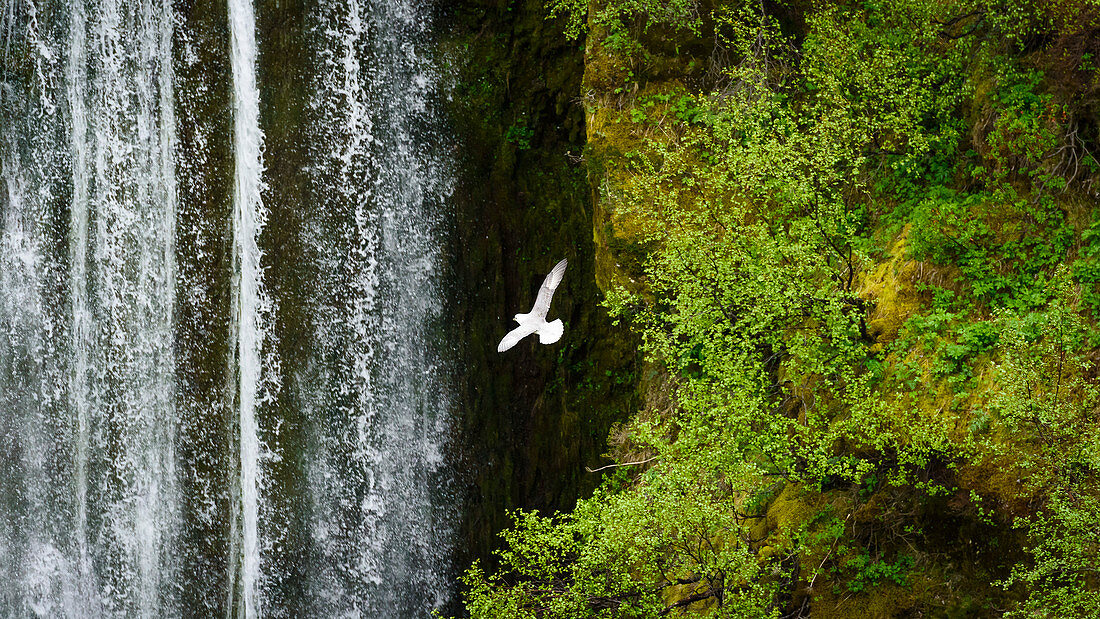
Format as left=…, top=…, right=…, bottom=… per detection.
left=460, top=0, right=1100, bottom=616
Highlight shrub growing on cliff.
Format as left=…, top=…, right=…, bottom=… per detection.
left=547, top=0, right=701, bottom=41
left=459, top=468, right=781, bottom=617
left=462, top=0, right=1100, bottom=615
left=989, top=282, right=1100, bottom=616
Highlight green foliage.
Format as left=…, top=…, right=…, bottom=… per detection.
left=505, top=121, right=535, bottom=149
left=989, top=280, right=1100, bottom=616
left=989, top=279, right=1097, bottom=474
left=837, top=551, right=915, bottom=593
left=978, top=0, right=1100, bottom=43
left=462, top=0, right=1100, bottom=615
left=545, top=0, right=589, bottom=40
left=459, top=470, right=782, bottom=617
left=1004, top=493, right=1100, bottom=618
left=1073, top=214, right=1100, bottom=313
left=546, top=0, right=701, bottom=42
left=897, top=307, right=1002, bottom=391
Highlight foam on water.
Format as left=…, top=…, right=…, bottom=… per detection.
left=1, top=1, right=454, bottom=615
left=1, top=0, right=181, bottom=615
left=299, top=0, right=456, bottom=615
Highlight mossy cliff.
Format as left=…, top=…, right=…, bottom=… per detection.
left=587, top=1, right=1100, bottom=615
left=580, top=6, right=1090, bottom=618
left=456, top=0, right=1100, bottom=616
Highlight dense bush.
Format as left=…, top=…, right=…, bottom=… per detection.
left=458, top=0, right=1100, bottom=616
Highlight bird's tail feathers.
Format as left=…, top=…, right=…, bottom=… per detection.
left=538, top=319, right=564, bottom=344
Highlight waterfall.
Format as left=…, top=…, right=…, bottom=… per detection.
left=0, top=0, right=75, bottom=613
left=1, top=0, right=455, bottom=616
left=299, top=0, right=455, bottom=615
left=1, top=0, right=182, bottom=615
left=227, top=0, right=270, bottom=615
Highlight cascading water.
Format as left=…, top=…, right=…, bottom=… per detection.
left=0, top=0, right=456, bottom=615
left=226, top=0, right=270, bottom=615
left=298, top=0, right=455, bottom=615
left=1, top=0, right=181, bottom=615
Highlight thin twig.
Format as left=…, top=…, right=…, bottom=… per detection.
left=808, top=513, right=851, bottom=592
left=586, top=456, right=659, bottom=473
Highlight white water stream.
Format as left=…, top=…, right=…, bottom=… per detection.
left=2, top=0, right=181, bottom=615
left=227, top=0, right=269, bottom=615
left=0, top=0, right=455, bottom=615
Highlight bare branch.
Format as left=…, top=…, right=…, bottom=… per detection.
left=586, top=456, right=660, bottom=473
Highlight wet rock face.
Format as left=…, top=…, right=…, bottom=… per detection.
left=172, top=0, right=237, bottom=613
left=437, top=0, right=640, bottom=573
left=241, top=0, right=636, bottom=607
left=254, top=0, right=459, bottom=614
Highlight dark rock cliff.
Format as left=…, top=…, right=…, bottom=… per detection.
left=437, top=0, right=640, bottom=574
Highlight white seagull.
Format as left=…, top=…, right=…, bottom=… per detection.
left=498, top=258, right=568, bottom=352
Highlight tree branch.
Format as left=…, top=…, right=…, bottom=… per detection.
left=586, top=456, right=660, bottom=473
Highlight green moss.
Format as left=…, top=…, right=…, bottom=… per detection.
left=766, top=483, right=821, bottom=534
left=859, top=226, right=927, bottom=348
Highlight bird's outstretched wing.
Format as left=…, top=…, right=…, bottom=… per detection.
left=498, top=323, right=537, bottom=352
left=531, top=258, right=568, bottom=319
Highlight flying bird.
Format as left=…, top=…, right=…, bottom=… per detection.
left=498, top=258, right=568, bottom=352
